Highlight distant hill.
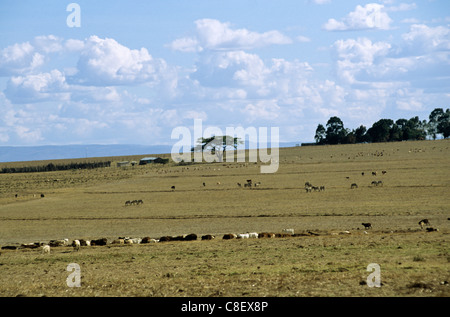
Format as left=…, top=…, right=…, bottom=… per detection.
left=0, top=144, right=173, bottom=163
left=0, top=142, right=301, bottom=163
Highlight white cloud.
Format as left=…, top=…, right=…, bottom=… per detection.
left=170, top=19, right=292, bottom=52
left=70, top=35, right=170, bottom=86
left=401, top=24, right=450, bottom=54
left=331, top=37, right=391, bottom=83
left=5, top=69, right=70, bottom=103
left=242, top=100, right=281, bottom=122
left=0, top=42, right=44, bottom=76
left=323, top=3, right=392, bottom=31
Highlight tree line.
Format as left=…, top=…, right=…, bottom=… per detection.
left=314, top=108, right=450, bottom=145
left=1, top=161, right=111, bottom=174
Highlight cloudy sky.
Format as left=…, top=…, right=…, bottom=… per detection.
left=0, top=0, right=449, bottom=146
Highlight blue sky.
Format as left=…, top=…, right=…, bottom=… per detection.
left=0, top=0, right=449, bottom=146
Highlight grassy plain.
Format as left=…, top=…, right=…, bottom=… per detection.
left=0, top=139, right=449, bottom=297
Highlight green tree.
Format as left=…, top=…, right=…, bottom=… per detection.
left=354, top=125, right=367, bottom=143
left=314, top=124, right=326, bottom=144
left=428, top=108, right=445, bottom=140
left=437, top=109, right=450, bottom=138
left=192, top=135, right=243, bottom=162
left=325, top=116, right=347, bottom=144
left=367, top=119, right=394, bottom=142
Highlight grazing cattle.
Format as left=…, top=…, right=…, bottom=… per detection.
left=426, top=227, right=439, bottom=232
left=248, top=232, right=259, bottom=238
left=275, top=233, right=291, bottom=238
left=49, top=239, right=69, bottom=247
left=282, top=228, right=294, bottom=235
left=137, top=200, right=143, bottom=205
left=351, top=183, right=358, bottom=189
left=183, top=233, right=197, bottom=241
left=141, top=237, right=157, bottom=243
left=72, top=240, right=81, bottom=251
left=237, top=183, right=242, bottom=187
left=418, top=219, right=431, bottom=229
left=125, top=200, right=131, bottom=206
left=159, top=236, right=173, bottom=242
left=21, top=242, right=41, bottom=249
left=362, top=223, right=372, bottom=230
left=1, top=245, right=18, bottom=250
left=42, top=245, right=50, bottom=254
left=203, top=182, right=206, bottom=186
left=201, top=234, right=215, bottom=240
left=305, top=186, right=312, bottom=193
left=237, top=233, right=249, bottom=239
left=258, top=232, right=275, bottom=238
left=372, top=171, right=377, bottom=176
left=222, top=233, right=237, bottom=240
left=382, top=170, right=387, bottom=175
left=171, top=186, right=175, bottom=191
left=40, top=194, right=45, bottom=198
left=361, top=172, right=365, bottom=176
left=244, top=183, right=252, bottom=188
left=79, top=239, right=90, bottom=246
left=320, top=186, right=325, bottom=191
left=90, top=238, right=107, bottom=246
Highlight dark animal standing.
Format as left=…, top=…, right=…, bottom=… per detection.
left=418, top=219, right=431, bottom=229
left=362, top=223, right=372, bottom=230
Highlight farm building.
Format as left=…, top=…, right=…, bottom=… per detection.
left=139, top=157, right=168, bottom=165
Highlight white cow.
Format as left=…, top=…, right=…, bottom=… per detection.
left=72, top=240, right=81, bottom=251
left=42, top=245, right=50, bottom=254
left=237, top=233, right=250, bottom=239
left=248, top=232, right=259, bottom=238
left=282, top=229, right=294, bottom=235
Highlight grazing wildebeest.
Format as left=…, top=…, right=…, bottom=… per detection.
left=362, top=223, right=372, bottom=230
left=351, top=183, right=358, bottom=189
left=419, top=219, right=431, bottom=229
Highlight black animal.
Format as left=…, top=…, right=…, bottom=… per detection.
left=418, top=219, right=430, bottom=229
left=362, top=223, right=372, bottom=230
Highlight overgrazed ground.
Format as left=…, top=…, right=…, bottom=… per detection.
left=0, top=140, right=449, bottom=297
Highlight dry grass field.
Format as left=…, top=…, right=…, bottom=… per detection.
left=0, top=139, right=449, bottom=297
